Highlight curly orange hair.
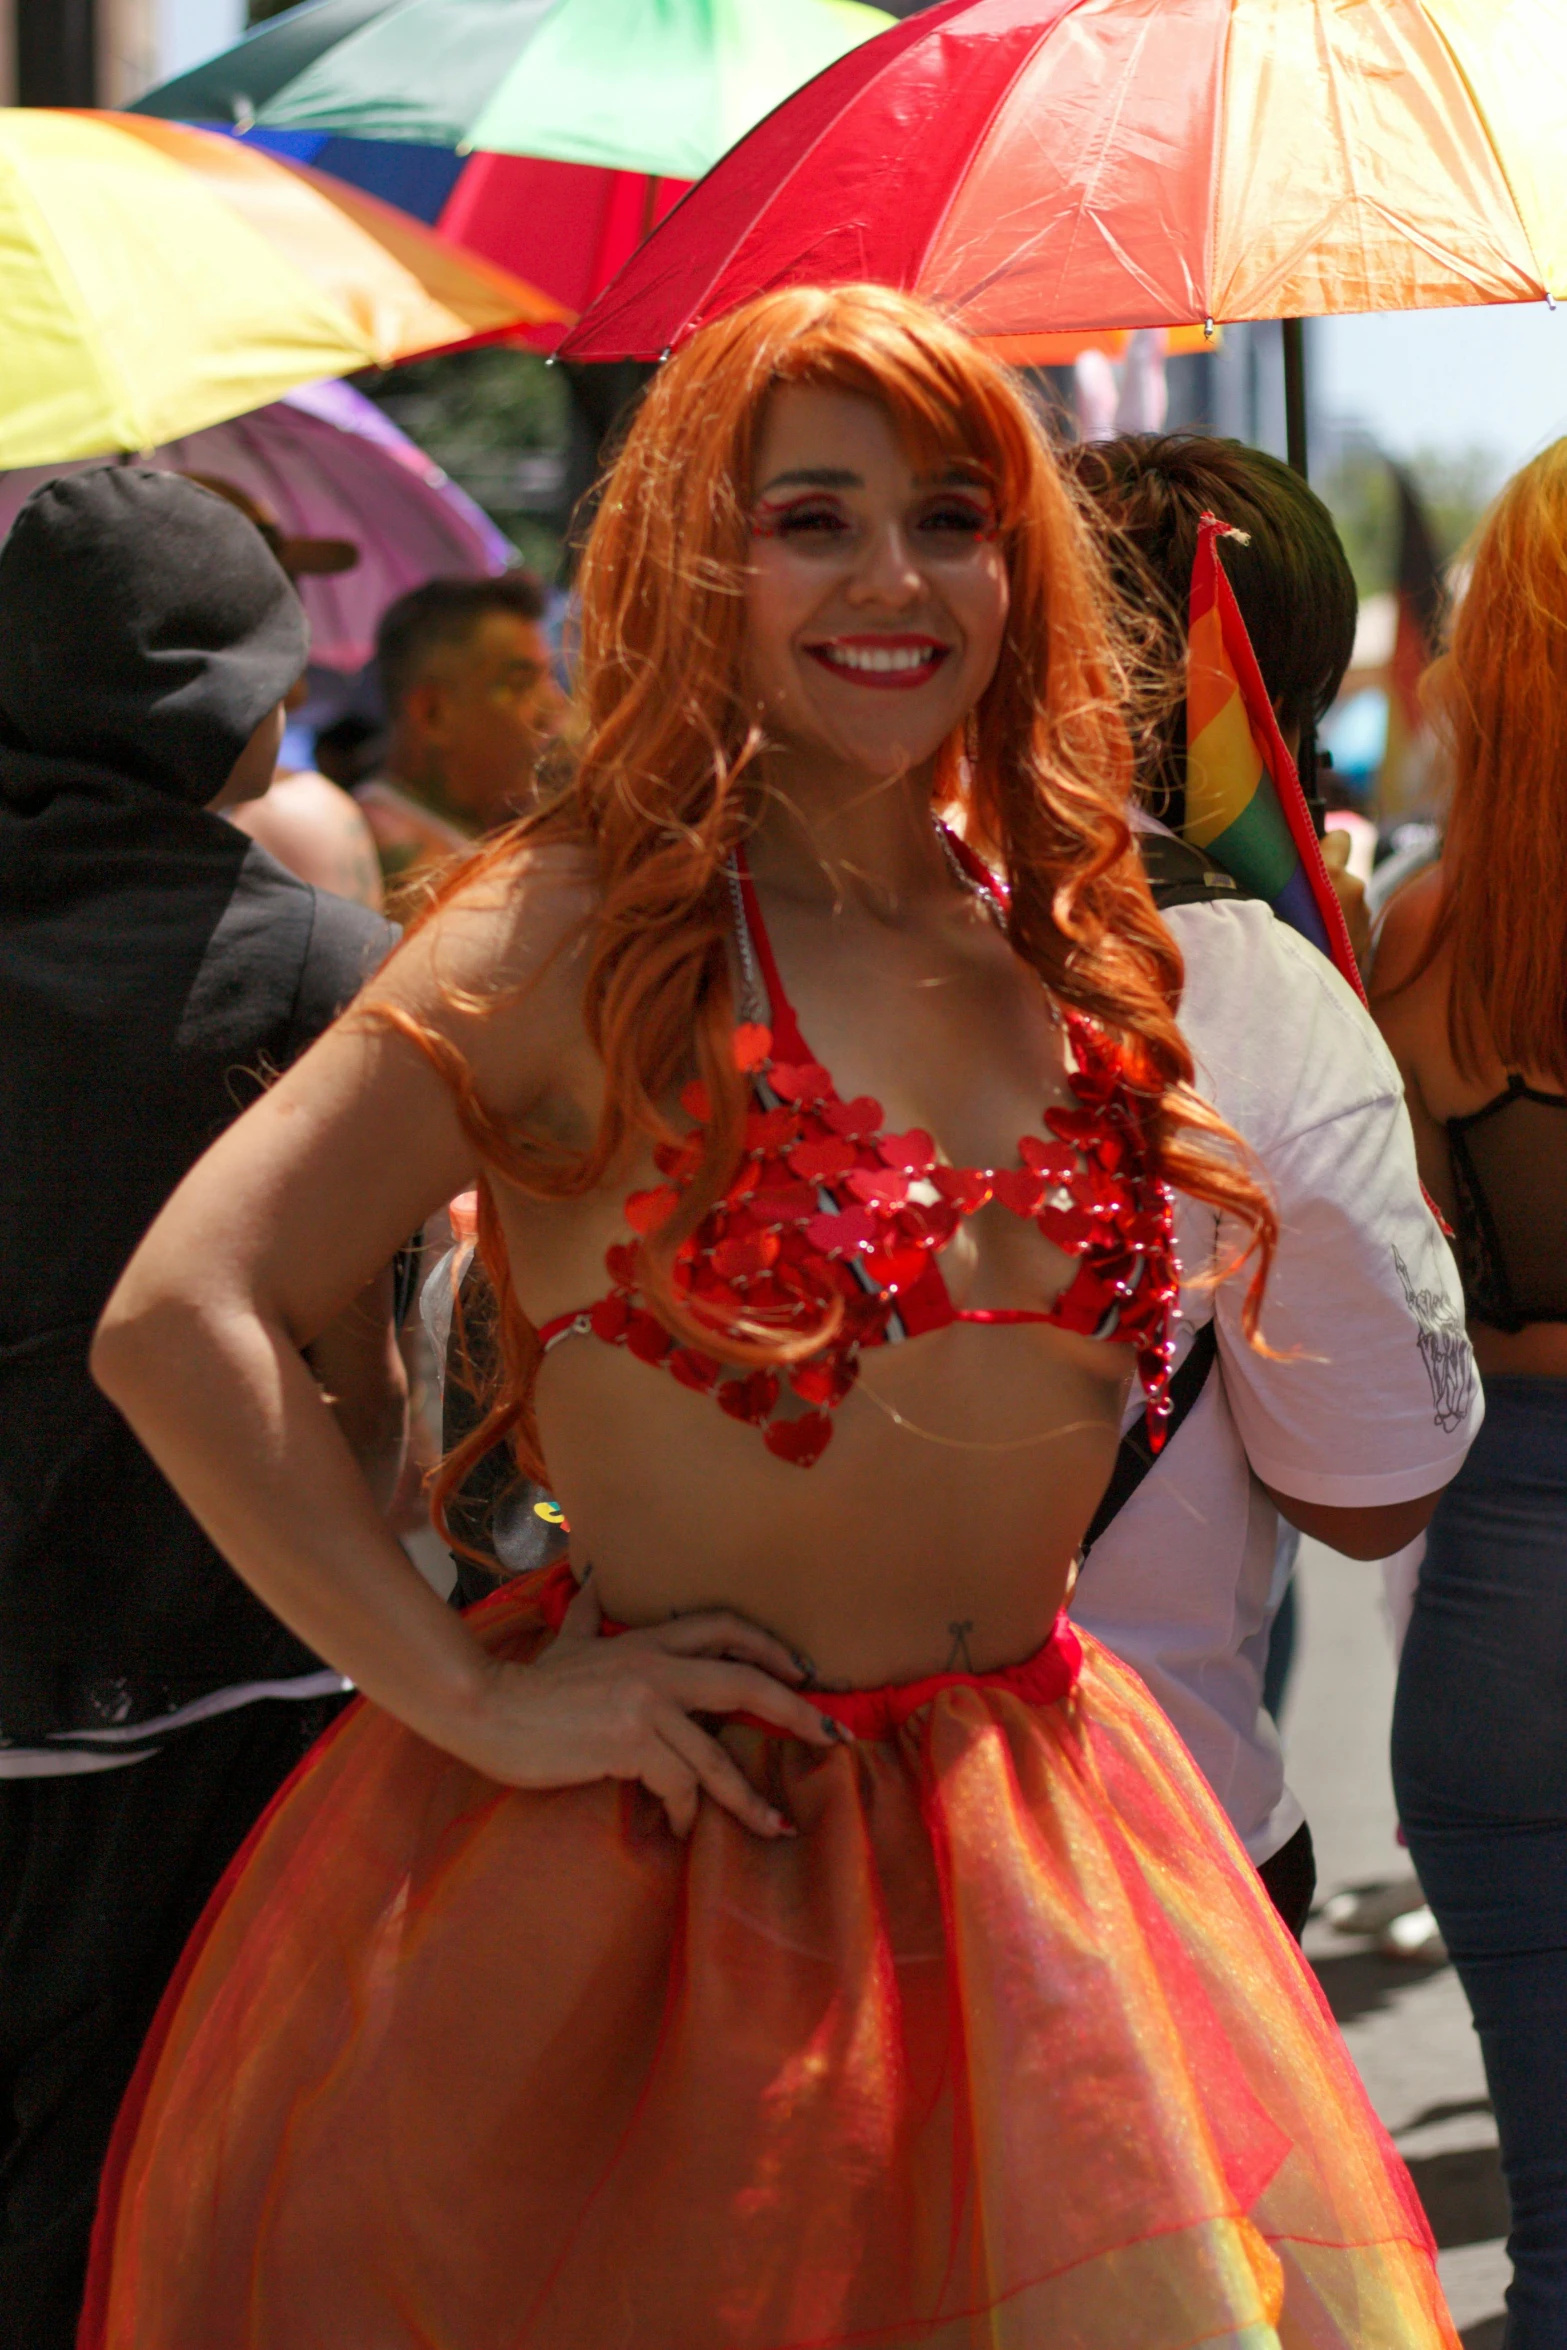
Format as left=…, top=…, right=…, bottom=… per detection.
left=381, top=285, right=1275, bottom=1509
left=1418, top=438, right=1567, bottom=1082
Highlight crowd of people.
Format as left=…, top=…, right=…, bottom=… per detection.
left=1, top=280, right=1562, bottom=2349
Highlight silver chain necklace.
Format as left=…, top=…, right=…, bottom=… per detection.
left=724, top=852, right=767, bottom=1024
left=724, top=818, right=997, bottom=1028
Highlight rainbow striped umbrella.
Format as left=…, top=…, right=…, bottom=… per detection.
left=565, top=0, right=1567, bottom=362
left=0, top=109, right=568, bottom=467
left=132, top=0, right=892, bottom=185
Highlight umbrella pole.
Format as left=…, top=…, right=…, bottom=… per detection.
left=1282, top=317, right=1309, bottom=481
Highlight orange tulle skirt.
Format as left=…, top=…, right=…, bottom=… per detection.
left=83, top=1565, right=1455, bottom=2350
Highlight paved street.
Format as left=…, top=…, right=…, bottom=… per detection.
left=1287, top=1541, right=1510, bottom=2347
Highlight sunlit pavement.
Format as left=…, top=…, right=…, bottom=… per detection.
left=1288, top=1540, right=1510, bottom=2347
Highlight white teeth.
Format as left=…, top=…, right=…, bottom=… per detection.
left=821, top=643, right=937, bottom=674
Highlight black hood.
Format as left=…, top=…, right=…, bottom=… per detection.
left=0, top=466, right=307, bottom=808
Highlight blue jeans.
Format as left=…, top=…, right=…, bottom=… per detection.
left=1393, top=1377, right=1567, bottom=2349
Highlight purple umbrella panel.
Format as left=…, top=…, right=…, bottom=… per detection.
left=0, top=378, right=514, bottom=673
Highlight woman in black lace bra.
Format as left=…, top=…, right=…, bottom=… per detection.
left=1374, top=438, right=1567, bottom=2350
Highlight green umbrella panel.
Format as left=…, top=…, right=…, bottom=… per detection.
left=134, top=0, right=893, bottom=183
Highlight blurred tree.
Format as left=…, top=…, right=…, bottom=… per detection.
left=1321, top=437, right=1495, bottom=598
left=356, top=344, right=571, bottom=579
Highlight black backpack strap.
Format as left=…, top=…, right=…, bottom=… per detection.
left=1075, top=829, right=1238, bottom=1537
left=1079, top=1319, right=1218, bottom=1557
left=1137, top=829, right=1256, bottom=912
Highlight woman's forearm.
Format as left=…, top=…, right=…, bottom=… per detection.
left=91, top=1293, right=492, bottom=1748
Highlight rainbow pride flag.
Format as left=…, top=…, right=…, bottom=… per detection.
left=1185, top=512, right=1364, bottom=999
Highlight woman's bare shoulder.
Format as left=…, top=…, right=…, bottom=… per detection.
left=1370, top=861, right=1445, bottom=1003
left=357, top=836, right=603, bottom=1112
left=377, top=837, right=600, bottom=1001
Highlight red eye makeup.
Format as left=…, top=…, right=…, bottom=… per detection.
left=750, top=494, right=850, bottom=540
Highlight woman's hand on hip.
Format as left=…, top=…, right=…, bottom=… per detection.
left=447, top=1578, right=847, bottom=1837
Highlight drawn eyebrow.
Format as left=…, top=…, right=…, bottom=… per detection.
left=756, top=468, right=862, bottom=493
left=756, top=464, right=989, bottom=495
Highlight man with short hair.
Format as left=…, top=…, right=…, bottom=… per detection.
left=0, top=469, right=405, bottom=2348
left=357, top=572, right=566, bottom=886
left=1064, top=435, right=1480, bottom=1937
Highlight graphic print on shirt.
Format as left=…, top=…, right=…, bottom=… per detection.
left=1394, top=1245, right=1475, bottom=1433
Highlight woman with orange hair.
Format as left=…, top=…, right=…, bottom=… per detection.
left=87, top=286, right=1452, bottom=2349
left=1377, top=440, right=1567, bottom=2348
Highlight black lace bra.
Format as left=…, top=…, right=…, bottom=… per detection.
left=1448, top=1077, right=1567, bottom=1331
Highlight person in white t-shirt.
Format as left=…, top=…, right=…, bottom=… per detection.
left=1065, top=435, right=1481, bottom=1936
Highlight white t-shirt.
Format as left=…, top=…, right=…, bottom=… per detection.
left=1072, top=880, right=1481, bottom=1863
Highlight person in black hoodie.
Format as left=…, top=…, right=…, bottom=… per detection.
left=0, top=468, right=404, bottom=2348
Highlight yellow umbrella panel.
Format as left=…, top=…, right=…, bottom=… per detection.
left=0, top=110, right=570, bottom=467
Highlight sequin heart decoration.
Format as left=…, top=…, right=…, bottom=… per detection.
left=990, top=1167, right=1048, bottom=1218
left=732, top=1022, right=773, bottom=1072
left=863, top=1243, right=931, bottom=1294
left=878, top=1129, right=937, bottom=1174
left=748, top=1176, right=820, bottom=1224
left=789, top=1353, right=858, bottom=1409
left=932, top=1167, right=993, bottom=1215
left=789, top=1135, right=860, bottom=1183
left=1018, top=1136, right=1079, bottom=1184
left=590, top=1295, right=631, bottom=1343
left=746, top=1107, right=800, bottom=1153
left=711, top=1232, right=780, bottom=1282
left=668, top=1346, right=721, bottom=1393
left=624, top=1184, right=679, bottom=1235
left=770, top=1062, right=832, bottom=1105
left=806, top=1207, right=879, bottom=1257
left=845, top=1168, right=912, bottom=1213
left=625, top=1310, right=672, bottom=1365
left=763, top=1410, right=834, bottom=1468
left=821, top=1095, right=883, bottom=1141
left=718, top=1369, right=780, bottom=1425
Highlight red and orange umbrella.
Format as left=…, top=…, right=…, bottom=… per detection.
left=563, top=0, right=1567, bottom=368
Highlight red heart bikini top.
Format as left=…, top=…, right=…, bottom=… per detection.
left=535, top=830, right=1178, bottom=1469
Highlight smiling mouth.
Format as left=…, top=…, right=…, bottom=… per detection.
left=805, top=637, right=951, bottom=689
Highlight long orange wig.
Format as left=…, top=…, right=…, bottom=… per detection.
left=1419, top=438, right=1567, bottom=1082
left=382, top=285, right=1275, bottom=1503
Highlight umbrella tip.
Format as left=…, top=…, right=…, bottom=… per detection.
left=1204, top=316, right=1214, bottom=340
left=232, top=94, right=254, bottom=132
left=659, top=347, right=672, bottom=362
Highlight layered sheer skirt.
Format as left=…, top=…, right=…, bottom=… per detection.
left=84, top=1565, right=1455, bottom=2348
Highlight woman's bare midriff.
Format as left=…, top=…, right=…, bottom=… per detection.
left=492, top=1180, right=1131, bottom=1689
left=1470, top=1324, right=1567, bottom=1380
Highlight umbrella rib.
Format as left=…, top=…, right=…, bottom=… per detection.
left=0, top=133, right=150, bottom=454
left=1239, top=193, right=1542, bottom=319
left=932, top=3, right=1203, bottom=326
left=650, top=6, right=956, bottom=342
left=1011, top=6, right=1177, bottom=320
left=1416, top=7, right=1549, bottom=299
left=905, top=5, right=1075, bottom=304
